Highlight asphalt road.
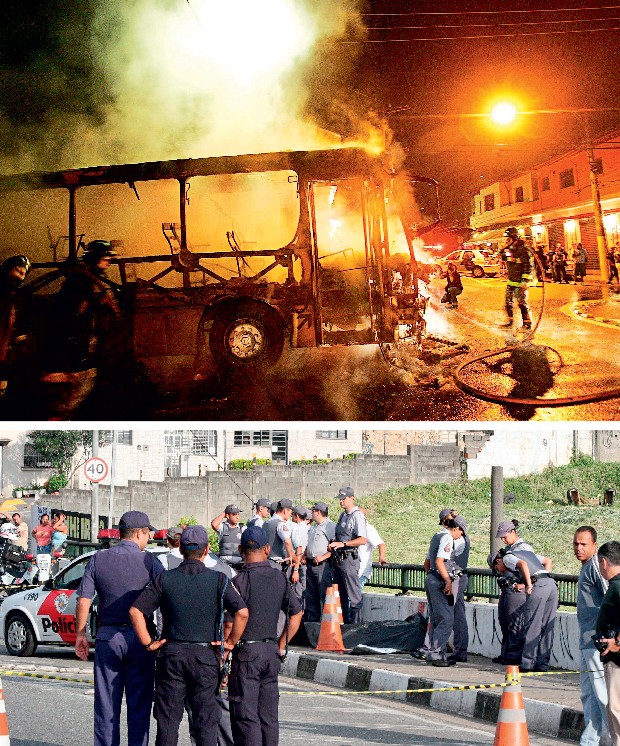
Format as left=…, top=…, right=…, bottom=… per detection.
left=153, top=275, right=620, bottom=421
left=1, top=670, right=574, bottom=746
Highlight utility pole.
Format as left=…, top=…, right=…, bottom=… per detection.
left=490, top=466, right=504, bottom=556
left=91, top=430, right=99, bottom=542
left=582, top=115, right=609, bottom=282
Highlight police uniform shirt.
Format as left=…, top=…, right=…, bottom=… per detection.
left=453, top=535, right=470, bottom=572
left=358, top=523, right=384, bottom=579
left=132, top=558, right=246, bottom=642
left=77, top=540, right=164, bottom=626
left=161, top=548, right=183, bottom=570
left=428, top=530, right=453, bottom=572
left=502, top=545, right=547, bottom=577
left=510, top=538, right=545, bottom=564
left=246, top=515, right=264, bottom=529
left=335, top=506, right=367, bottom=543
left=306, top=519, right=336, bottom=559
left=232, top=561, right=302, bottom=640
left=265, top=516, right=294, bottom=560
left=217, top=520, right=245, bottom=557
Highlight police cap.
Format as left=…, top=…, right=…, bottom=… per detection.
left=225, top=504, right=241, bottom=514
left=277, top=498, right=293, bottom=510
left=337, top=486, right=354, bottom=499
left=311, top=502, right=329, bottom=514
left=255, top=498, right=270, bottom=508
left=293, top=506, right=308, bottom=519
left=180, top=525, right=209, bottom=550
left=241, top=525, right=269, bottom=549
left=119, top=510, right=155, bottom=531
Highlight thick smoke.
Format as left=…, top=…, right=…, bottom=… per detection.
left=0, top=0, right=371, bottom=174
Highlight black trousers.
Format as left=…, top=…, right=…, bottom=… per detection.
left=154, top=643, right=221, bottom=746
left=304, top=562, right=332, bottom=622
left=228, top=642, right=281, bottom=746
left=332, top=554, right=363, bottom=624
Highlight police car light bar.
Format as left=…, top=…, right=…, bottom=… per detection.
left=153, top=529, right=168, bottom=541
left=97, top=528, right=120, bottom=539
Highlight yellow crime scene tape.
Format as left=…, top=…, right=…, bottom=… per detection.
left=0, top=668, right=580, bottom=696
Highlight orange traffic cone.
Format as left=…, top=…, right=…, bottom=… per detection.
left=316, top=584, right=347, bottom=652
left=0, top=676, right=10, bottom=745
left=493, top=666, right=529, bottom=746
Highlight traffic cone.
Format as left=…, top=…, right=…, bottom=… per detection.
left=316, top=584, right=346, bottom=652
left=493, top=666, right=529, bottom=746
left=0, top=676, right=11, bottom=745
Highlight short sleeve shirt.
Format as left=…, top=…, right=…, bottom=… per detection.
left=358, top=523, right=384, bottom=579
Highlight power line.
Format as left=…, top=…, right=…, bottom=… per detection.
left=336, top=25, right=620, bottom=42
left=368, top=16, right=620, bottom=31
left=361, top=5, right=620, bottom=15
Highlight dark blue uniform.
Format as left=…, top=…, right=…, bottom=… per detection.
left=77, top=541, right=164, bottom=746
left=132, top=559, right=247, bottom=746
left=228, top=561, right=302, bottom=746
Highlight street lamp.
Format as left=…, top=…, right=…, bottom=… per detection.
left=490, top=102, right=518, bottom=127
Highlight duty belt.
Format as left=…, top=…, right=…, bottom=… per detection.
left=531, top=573, right=551, bottom=583
left=166, top=640, right=216, bottom=647
left=238, top=638, right=276, bottom=645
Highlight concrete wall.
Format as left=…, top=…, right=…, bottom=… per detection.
left=55, top=451, right=457, bottom=527
left=363, top=592, right=581, bottom=671
left=409, top=444, right=462, bottom=484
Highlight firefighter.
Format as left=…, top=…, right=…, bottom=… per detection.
left=0, top=255, right=31, bottom=398
left=499, top=227, right=532, bottom=330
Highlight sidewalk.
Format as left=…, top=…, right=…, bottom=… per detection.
left=284, top=647, right=587, bottom=741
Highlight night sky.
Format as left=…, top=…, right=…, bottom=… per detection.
left=2, top=0, right=620, bottom=223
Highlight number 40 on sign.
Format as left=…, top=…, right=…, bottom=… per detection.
left=84, top=457, right=109, bottom=483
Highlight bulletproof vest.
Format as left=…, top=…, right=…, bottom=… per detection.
left=506, top=545, right=546, bottom=578
left=163, top=551, right=183, bottom=570
left=208, top=554, right=234, bottom=579
left=428, top=530, right=457, bottom=574
left=219, top=521, right=243, bottom=559
left=264, top=516, right=287, bottom=560
left=335, top=507, right=364, bottom=542
left=246, top=515, right=263, bottom=529
left=159, top=567, right=222, bottom=643
left=453, top=535, right=470, bottom=572
left=238, top=565, right=290, bottom=641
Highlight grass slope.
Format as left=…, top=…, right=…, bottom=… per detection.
left=325, top=456, right=620, bottom=575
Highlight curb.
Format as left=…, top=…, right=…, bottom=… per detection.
left=282, top=652, right=584, bottom=742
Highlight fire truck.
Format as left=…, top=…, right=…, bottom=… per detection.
left=0, top=147, right=438, bottom=382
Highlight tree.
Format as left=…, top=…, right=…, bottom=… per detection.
left=27, top=430, right=93, bottom=484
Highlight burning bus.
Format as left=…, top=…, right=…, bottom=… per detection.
left=0, top=147, right=438, bottom=384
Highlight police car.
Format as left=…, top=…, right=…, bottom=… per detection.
left=0, top=543, right=169, bottom=657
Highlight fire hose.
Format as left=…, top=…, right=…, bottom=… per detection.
left=452, top=255, right=620, bottom=407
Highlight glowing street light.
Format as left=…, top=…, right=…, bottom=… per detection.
left=490, top=102, right=518, bottom=126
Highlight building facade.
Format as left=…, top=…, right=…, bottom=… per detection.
left=468, top=128, right=620, bottom=263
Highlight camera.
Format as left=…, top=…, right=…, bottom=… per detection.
left=592, top=629, right=617, bottom=654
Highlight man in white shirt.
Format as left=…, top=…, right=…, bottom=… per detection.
left=358, top=522, right=386, bottom=588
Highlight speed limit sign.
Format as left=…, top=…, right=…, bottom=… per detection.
left=84, top=457, right=109, bottom=483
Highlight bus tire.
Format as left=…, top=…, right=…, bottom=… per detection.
left=208, top=303, right=284, bottom=369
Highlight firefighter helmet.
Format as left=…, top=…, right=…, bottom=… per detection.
left=0, top=255, right=31, bottom=275
left=82, top=240, right=118, bottom=264
left=503, top=227, right=520, bottom=240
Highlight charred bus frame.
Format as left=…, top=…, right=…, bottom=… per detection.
left=0, top=147, right=438, bottom=374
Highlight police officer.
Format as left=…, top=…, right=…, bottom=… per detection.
left=264, top=498, right=295, bottom=570
left=488, top=550, right=527, bottom=665
left=246, top=498, right=271, bottom=529
left=129, top=526, right=248, bottom=746
left=75, top=511, right=164, bottom=746
left=228, top=526, right=303, bottom=746
left=304, top=502, right=336, bottom=622
left=211, top=505, right=245, bottom=571
left=328, top=487, right=367, bottom=624
left=421, top=516, right=466, bottom=667
left=499, top=226, right=533, bottom=330
left=496, top=519, right=557, bottom=672
left=161, top=526, right=184, bottom=570
left=291, top=506, right=309, bottom=605
left=451, top=514, right=470, bottom=663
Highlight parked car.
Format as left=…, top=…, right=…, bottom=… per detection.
left=435, top=249, right=501, bottom=278
left=0, top=544, right=169, bottom=656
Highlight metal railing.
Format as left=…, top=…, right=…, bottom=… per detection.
left=366, top=563, right=579, bottom=607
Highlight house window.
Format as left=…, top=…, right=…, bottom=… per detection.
left=101, top=431, right=133, bottom=445
left=164, top=430, right=217, bottom=455
left=233, top=431, right=272, bottom=447
left=484, top=194, right=495, bottom=212
left=315, top=430, right=348, bottom=439
left=531, top=178, right=539, bottom=200
left=23, top=443, right=53, bottom=469
left=560, top=169, right=575, bottom=189
left=514, top=186, right=524, bottom=203
left=190, top=430, right=217, bottom=455
left=541, top=176, right=550, bottom=191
